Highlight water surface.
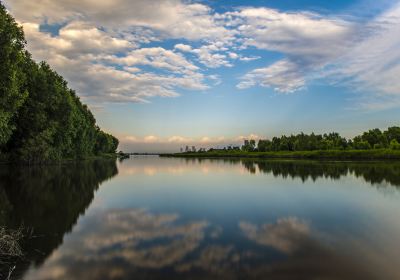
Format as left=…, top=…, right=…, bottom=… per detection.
left=1, top=157, right=400, bottom=279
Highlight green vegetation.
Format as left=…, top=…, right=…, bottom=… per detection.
left=164, top=127, right=400, bottom=160
left=0, top=4, right=118, bottom=163
left=163, top=149, right=400, bottom=160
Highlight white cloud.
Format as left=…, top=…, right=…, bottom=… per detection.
left=328, top=3, right=400, bottom=109
left=232, top=7, right=353, bottom=57
left=239, top=55, right=261, bottom=62
left=235, top=3, right=400, bottom=106
left=174, top=44, right=193, bottom=52
left=20, top=23, right=208, bottom=103
left=7, top=0, right=233, bottom=41
left=7, top=0, right=400, bottom=109
left=237, top=59, right=306, bottom=92
left=22, top=22, right=132, bottom=57
left=175, top=42, right=234, bottom=68
left=235, top=134, right=261, bottom=141
left=228, top=52, right=239, bottom=59
left=106, top=47, right=199, bottom=74
left=193, top=48, right=232, bottom=68
left=123, top=135, right=227, bottom=145
left=233, top=7, right=355, bottom=93
left=119, top=134, right=264, bottom=152
left=199, top=136, right=226, bottom=144
left=168, top=136, right=193, bottom=143
left=207, top=74, right=222, bottom=86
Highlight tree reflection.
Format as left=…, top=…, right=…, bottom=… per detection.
left=0, top=160, right=118, bottom=279
left=237, top=159, right=400, bottom=187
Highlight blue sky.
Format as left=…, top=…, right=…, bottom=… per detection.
left=5, top=0, right=400, bottom=152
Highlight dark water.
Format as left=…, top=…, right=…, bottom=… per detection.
left=1, top=157, right=400, bottom=280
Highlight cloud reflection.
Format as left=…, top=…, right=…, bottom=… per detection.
left=24, top=208, right=211, bottom=279
left=239, top=217, right=310, bottom=254
left=238, top=217, right=398, bottom=280
left=23, top=212, right=400, bottom=280
left=80, top=209, right=209, bottom=268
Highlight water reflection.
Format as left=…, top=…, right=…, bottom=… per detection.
left=25, top=209, right=216, bottom=279
left=238, top=218, right=375, bottom=279
left=0, top=160, right=118, bottom=279
left=1, top=157, right=400, bottom=279
left=22, top=210, right=400, bottom=280
left=122, top=157, right=400, bottom=188
left=240, top=159, right=400, bottom=187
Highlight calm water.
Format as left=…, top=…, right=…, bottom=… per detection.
left=1, top=157, right=400, bottom=279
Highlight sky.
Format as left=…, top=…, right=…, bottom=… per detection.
left=4, top=0, right=400, bottom=152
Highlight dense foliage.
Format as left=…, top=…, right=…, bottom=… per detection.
left=0, top=4, right=118, bottom=162
left=242, top=127, right=400, bottom=152
left=168, top=127, right=400, bottom=160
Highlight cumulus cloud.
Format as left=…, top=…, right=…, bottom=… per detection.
left=167, top=136, right=194, bottom=143
left=122, top=135, right=232, bottom=146
left=106, top=47, right=199, bottom=74
left=21, top=22, right=132, bottom=57
left=234, top=3, right=400, bottom=105
left=119, top=134, right=263, bottom=152
left=20, top=23, right=208, bottom=103
left=235, top=134, right=261, bottom=141
left=6, top=0, right=400, bottom=108
left=7, top=0, right=233, bottom=41
left=175, top=42, right=234, bottom=68
left=231, top=7, right=355, bottom=92
left=7, top=0, right=234, bottom=104
left=238, top=60, right=306, bottom=92
left=174, top=44, right=193, bottom=52
left=232, top=7, right=353, bottom=57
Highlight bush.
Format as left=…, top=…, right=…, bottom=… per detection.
left=390, top=139, right=400, bottom=150
left=354, top=141, right=371, bottom=150
left=373, top=143, right=385, bottom=149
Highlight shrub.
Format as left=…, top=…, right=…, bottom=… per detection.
left=390, top=139, right=400, bottom=150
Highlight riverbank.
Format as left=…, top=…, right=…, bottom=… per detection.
left=0, top=152, right=130, bottom=165
left=160, top=149, right=400, bottom=160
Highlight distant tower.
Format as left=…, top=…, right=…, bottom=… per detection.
left=180, top=147, right=183, bottom=153
left=192, top=146, right=196, bottom=152
left=185, top=145, right=189, bottom=152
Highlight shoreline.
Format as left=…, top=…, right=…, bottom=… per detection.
left=160, top=149, right=400, bottom=161
left=0, top=152, right=130, bottom=165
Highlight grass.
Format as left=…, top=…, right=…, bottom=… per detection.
left=0, top=227, right=23, bottom=260
left=161, top=149, right=400, bottom=160
left=0, top=227, right=24, bottom=280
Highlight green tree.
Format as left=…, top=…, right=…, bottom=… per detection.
left=242, top=139, right=256, bottom=152
left=390, top=139, right=400, bottom=150
left=0, top=3, right=27, bottom=148
left=384, top=127, right=400, bottom=143
left=0, top=5, right=119, bottom=162
left=361, top=128, right=388, bottom=148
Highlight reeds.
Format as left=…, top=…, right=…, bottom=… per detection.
left=0, top=226, right=23, bottom=260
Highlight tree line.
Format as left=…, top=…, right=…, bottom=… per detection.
left=241, top=127, right=400, bottom=152
left=0, top=3, right=118, bottom=163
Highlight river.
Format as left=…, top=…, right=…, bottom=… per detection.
left=1, top=157, right=400, bottom=279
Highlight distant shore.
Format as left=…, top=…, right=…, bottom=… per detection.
left=160, top=149, right=400, bottom=160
